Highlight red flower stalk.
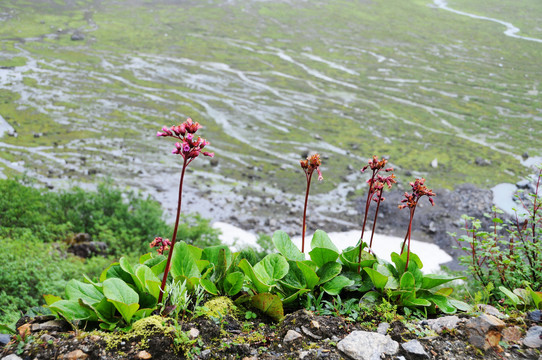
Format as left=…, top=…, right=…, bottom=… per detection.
left=399, top=178, right=435, bottom=271
left=367, top=174, right=396, bottom=253
left=156, top=118, right=214, bottom=304
left=357, top=156, right=394, bottom=272
left=150, top=237, right=171, bottom=255
left=300, top=153, right=323, bottom=253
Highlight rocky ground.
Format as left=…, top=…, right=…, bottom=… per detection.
left=1, top=306, right=541, bottom=360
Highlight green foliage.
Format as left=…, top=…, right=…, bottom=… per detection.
left=47, top=181, right=172, bottom=256
left=454, top=169, right=542, bottom=302
left=0, top=178, right=69, bottom=241
left=362, top=251, right=466, bottom=316
left=47, top=252, right=167, bottom=327
left=0, top=235, right=111, bottom=325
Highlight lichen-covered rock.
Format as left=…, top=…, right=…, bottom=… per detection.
left=466, top=314, right=505, bottom=350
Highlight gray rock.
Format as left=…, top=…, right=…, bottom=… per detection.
left=0, top=333, right=10, bottom=346
left=523, top=326, right=542, bottom=348
left=71, top=32, right=85, bottom=41
left=466, top=314, right=505, bottom=350
left=475, top=157, right=491, bottom=166
left=1, top=355, right=23, bottom=360
left=200, top=349, right=212, bottom=359
left=425, top=316, right=461, bottom=333
left=401, top=339, right=429, bottom=358
left=337, top=330, right=399, bottom=360
left=476, top=304, right=506, bottom=319
left=528, top=310, right=541, bottom=323
left=376, top=322, right=390, bottom=335
left=301, top=325, right=321, bottom=340
left=516, top=179, right=531, bottom=189
left=283, top=329, right=302, bottom=343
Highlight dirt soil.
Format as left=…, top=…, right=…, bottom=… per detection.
left=2, top=309, right=541, bottom=360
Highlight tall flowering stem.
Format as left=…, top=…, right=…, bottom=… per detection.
left=357, top=156, right=394, bottom=273
left=367, top=174, right=396, bottom=253
left=399, top=178, right=435, bottom=271
left=300, top=153, right=323, bottom=253
left=155, top=118, right=214, bottom=304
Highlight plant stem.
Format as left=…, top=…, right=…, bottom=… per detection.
left=301, top=172, right=313, bottom=253
left=368, top=192, right=383, bottom=252
left=357, top=174, right=375, bottom=272
left=158, top=158, right=188, bottom=304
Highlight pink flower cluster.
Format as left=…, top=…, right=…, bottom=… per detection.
left=300, top=153, right=323, bottom=181
left=371, top=173, right=397, bottom=203
left=399, top=178, right=436, bottom=209
left=157, top=118, right=214, bottom=163
left=150, top=236, right=171, bottom=255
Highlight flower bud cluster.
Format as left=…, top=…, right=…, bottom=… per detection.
left=300, top=153, right=323, bottom=181
left=150, top=236, right=171, bottom=255
left=157, top=118, right=214, bottom=163
left=399, top=178, right=435, bottom=209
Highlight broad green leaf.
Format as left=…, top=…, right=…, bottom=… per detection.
left=202, top=245, right=232, bottom=270
left=419, top=293, right=456, bottom=314
left=187, top=244, right=203, bottom=261
left=136, top=265, right=160, bottom=299
left=254, top=253, right=289, bottom=284
left=103, top=278, right=139, bottom=304
left=309, top=248, right=339, bottom=268
left=196, top=260, right=210, bottom=274
left=339, top=245, right=376, bottom=271
left=224, top=272, right=244, bottom=296
left=421, top=274, right=464, bottom=290
left=43, top=294, right=62, bottom=306
left=139, top=253, right=152, bottom=264
left=322, top=275, right=355, bottom=295
left=251, top=293, right=284, bottom=321
left=171, top=241, right=201, bottom=279
left=49, top=300, right=98, bottom=321
left=513, top=288, right=531, bottom=304
left=65, top=279, right=104, bottom=305
left=296, top=261, right=319, bottom=290
left=435, top=287, right=454, bottom=297
left=361, top=291, right=381, bottom=303
left=272, top=230, right=305, bottom=261
left=143, top=255, right=167, bottom=276
left=400, top=272, right=416, bottom=291
left=391, top=251, right=423, bottom=274
left=134, top=308, right=154, bottom=321
left=101, top=263, right=133, bottom=284
left=342, top=271, right=372, bottom=292
left=103, top=278, right=140, bottom=323
left=311, top=230, right=339, bottom=252
left=282, top=289, right=310, bottom=305
left=529, top=289, right=542, bottom=309
left=373, top=264, right=398, bottom=289
left=448, top=299, right=473, bottom=312
left=200, top=278, right=219, bottom=295
left=238, top=259, right=271, bottom=293
left=93, top=297, right=116, bottom=321
left=142, top=254, right=165, bottom=268
left=0, top=324, right=15, bottom=334
left=83, top=274, right=103, bottom=293
left=108, top=300, right=139, bottom=324
left=279, top=261, right=307, bottom=291
left=316, top=261, right=342, bottom=285
left=403, top=297, right=431, bottom=308
left=119, top=257, right=135, bottom=275
left=364, top=267, right=388, bottom=290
